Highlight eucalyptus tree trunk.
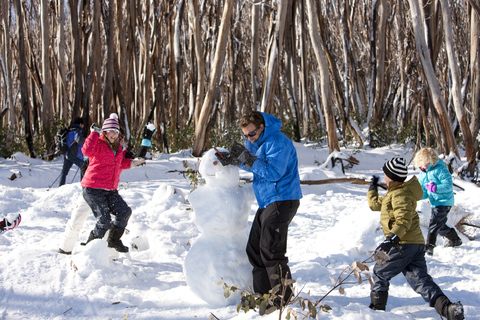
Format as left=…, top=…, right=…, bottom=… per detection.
left=298, top=0, right=309, bottom=139
left=439, top=0, right=475, bottom=172
left=408, top=0, right=459, bottom=158
left=68, top=0, right=83, bottom=119
left=41, top=0, right=53, bottom=151
left=192, top=0, right=234, bottom=157
left=173, top=0, right=185, bottom=129
left=373, top=0, right=388, bottom=125
left=2, top=0, right=15, bottom=141
left=284, top=0, right=300, bottom=142
left=15, top=0, right=35, bottom=157
left=260, top=0, right=288, bottom=114
left=82, top=0, right=101, bottom=126
left=102, top=0, right=115, bottom=119
left=188, top=0, right=205, bottom=125
left=251, top=1, right=260, bottom=111
left=470, top=4, right=480, bottom=157
left=56, top=0, right=68, bottom=120
left=305, top=0, right=339, bottom=152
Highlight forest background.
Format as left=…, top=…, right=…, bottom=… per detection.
left=1, top=0, right=480, bottom=178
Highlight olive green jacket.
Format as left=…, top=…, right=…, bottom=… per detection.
left=367, top=176, right=425, bottom=244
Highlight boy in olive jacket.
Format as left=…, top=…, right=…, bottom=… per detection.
left=367, top=157, right=464, bottom=320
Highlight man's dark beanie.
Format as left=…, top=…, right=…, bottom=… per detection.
left=383, top=157, right=408, bottom=182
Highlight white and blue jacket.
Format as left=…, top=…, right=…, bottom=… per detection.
left=418, top=159, right=454, bottom=207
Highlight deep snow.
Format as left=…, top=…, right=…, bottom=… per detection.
left=0, top=143, right=479, bottom=320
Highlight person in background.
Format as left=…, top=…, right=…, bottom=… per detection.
left=414, top=147, right=462, bottom=255
left=367, top=157, right=464, bottom=320
left=0, top=214, right=21, bottom=234
left=216, top=111, right=302, bottom=307
left=81, top=114, right=145, bottom=253
left=59, top=117, right=85, bottom=187
left=135, top=122, right=156, bottom=159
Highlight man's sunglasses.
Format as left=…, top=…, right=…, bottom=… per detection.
left=244, top=128, right=259, bottom=138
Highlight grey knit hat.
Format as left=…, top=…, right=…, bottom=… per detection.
left=383, top=157, right=408, bottom=182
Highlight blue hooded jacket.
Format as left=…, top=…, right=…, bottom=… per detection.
left=240, top=113, right=302, bottom=208
left=418, top=158, right=454, bottom=207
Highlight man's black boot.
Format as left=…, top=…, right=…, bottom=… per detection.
left=369, top=291, right=388, bottom=311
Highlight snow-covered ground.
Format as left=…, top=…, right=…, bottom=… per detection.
left=0, top=143, right=479, bottom=320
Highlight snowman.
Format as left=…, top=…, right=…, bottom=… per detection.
left=184, top=148, right=255, bottom=306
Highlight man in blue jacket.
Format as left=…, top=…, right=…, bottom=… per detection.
left=59, top=117, right=85, bottom=187
left=217, top=111, right=302, bottom=306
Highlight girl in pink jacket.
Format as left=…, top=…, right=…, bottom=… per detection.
left=81, top=114, right=144, bottom=252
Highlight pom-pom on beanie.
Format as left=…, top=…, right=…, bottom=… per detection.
left=383, top=157, right=408, bottom=182
left=102, top=114, right=120, bottom=132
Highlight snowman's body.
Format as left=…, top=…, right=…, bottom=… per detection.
left=184, top=148, right=254, bottom=306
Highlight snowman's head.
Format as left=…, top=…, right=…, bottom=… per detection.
left=199, top=148, right=239, bottom=187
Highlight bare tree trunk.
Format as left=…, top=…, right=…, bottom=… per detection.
left=305, top=0, right=339, bottom=152
left=260, top=0, right=288, bottom=114
left=251, top=1, right=260, bottom=111
left=102, top=0, right=114, bottom=118
left=15, top=0, right=35, bottom=157
left=56, top=0, right=68, bottom=121
left=173, top=0, right=185, bottom=129
left=407, top=0, right=459, bottom=158
left=188, top=0, right=205, bottom=126
left=68, top=0, right=83, bottom=119
left=41, top=0, right=53, bottom=152
left=298, top=0, right=309, bottom=139
left=192, top=0, right=234, bottom=156
left=439, top=0, right=475, bottom=173
left=470, top=4, right=480, bottom=161
left=2, top=0, right=15, bottom=144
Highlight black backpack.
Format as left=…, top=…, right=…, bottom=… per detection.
left=54, top=127, right=70, bottom=155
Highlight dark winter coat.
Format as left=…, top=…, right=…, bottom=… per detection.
left=367, top=176, right=425, bottom=244
left=241, top=112, right=302, bottom=208
left=81, top=132, right=132, bottom=190
left=418, top=159, right=454, bottom=208
left=66, top=124, right=85, bottom=161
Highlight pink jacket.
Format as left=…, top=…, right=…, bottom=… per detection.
left=81, top=132, right=132, bottom=190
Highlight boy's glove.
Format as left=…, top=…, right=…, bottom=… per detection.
left=375, top=233, right=401, bottom=254
left=141, top=123, right=156, bottom=147
left=369, top=175, right=379, bottom=191
left=0, top=214, right=21, bottom=232
left=229, top=142, right=256, bottom=169
left=90, top=123, right=101, bottom=134
left=214, top=148, right=240, bottom=166
left=131, top=158, right=146, bottom=168
left=425, top=182, right=437, bottom=193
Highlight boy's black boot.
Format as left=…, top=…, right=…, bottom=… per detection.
left=369, top=291, right=388, bottom=311
left=444, top=229, right=462, bottom=248
left=434, top=295, right=465, bottom=320
left=107, top=225, right=129, bottom=253
left=426, top=233, right=436, bottom=256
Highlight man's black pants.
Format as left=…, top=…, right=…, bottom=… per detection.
left=246, top=199, right=299, bottom=301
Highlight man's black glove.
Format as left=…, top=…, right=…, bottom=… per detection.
left=214, top=148, right=240, bottom=166
left=229, top=142, right=257, bottom=169
left=375, top=232, right=401, bottom=254
left=369, top=175, right=379, bottom=191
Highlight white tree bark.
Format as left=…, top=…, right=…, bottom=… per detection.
left=407, top=0, right=459, bottom=157
left=193, top=0, right=233, bottom=156
left=2, top=0, right=15, bottom=137
left=305, top=0, right=339, bottom=152
left=439, top=0, right=475, bottom=163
